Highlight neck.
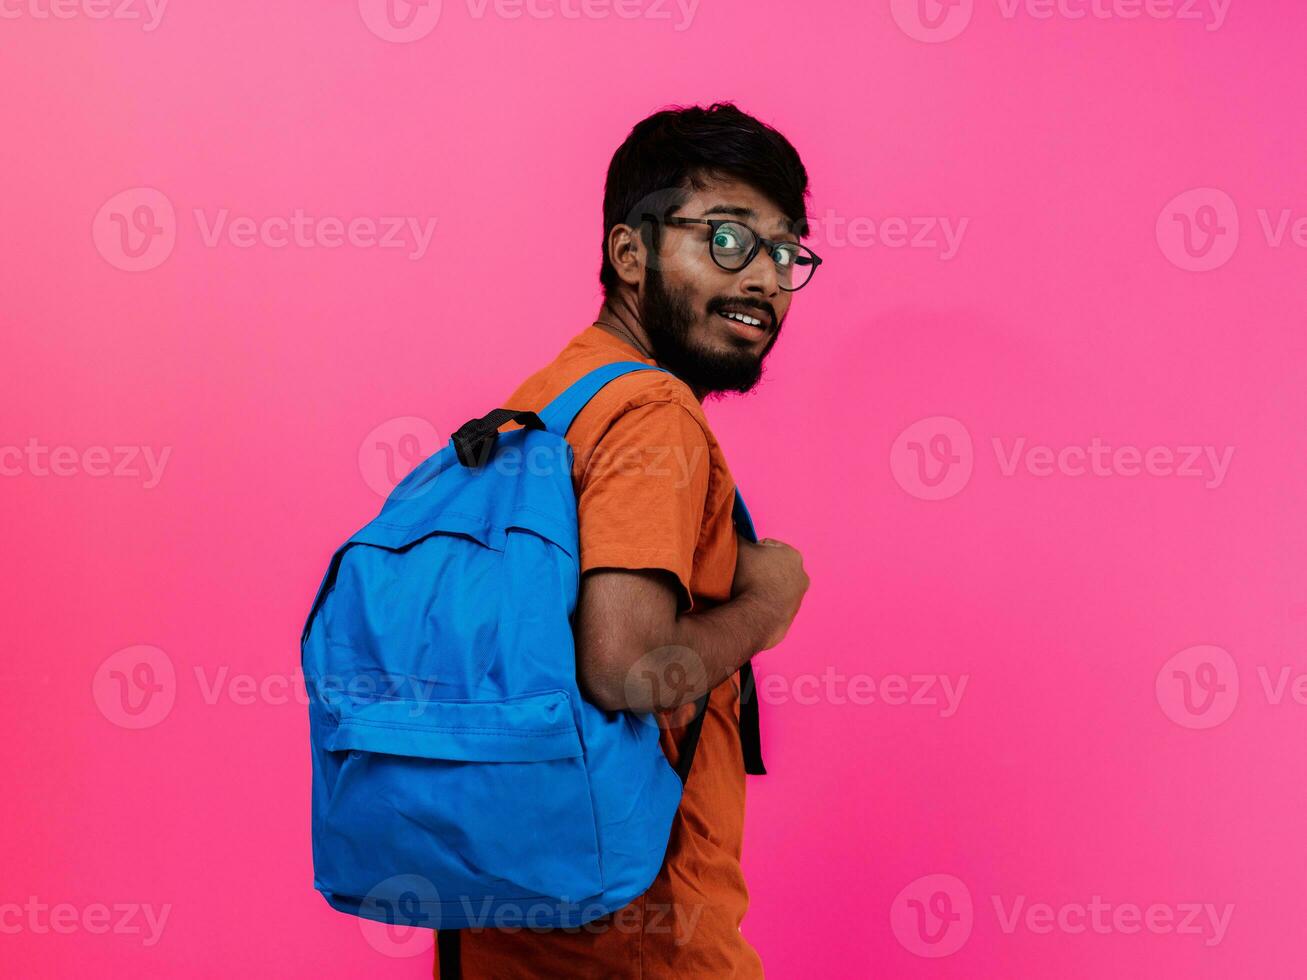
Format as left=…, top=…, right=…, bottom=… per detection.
left=593, top=295, right=709, bottom=402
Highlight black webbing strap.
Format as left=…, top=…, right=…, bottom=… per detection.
left=674, top=662, right=766, bottom=784
left=738, top=661, right=766, bottom=775
left=452, top=409, right=545, bottom=468
left=672, top=694, right=711, bottom=786
left=436, top=928, right=461, bottom=979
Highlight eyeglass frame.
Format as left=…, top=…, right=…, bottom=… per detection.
left=640, top=212, right=823, bottom=292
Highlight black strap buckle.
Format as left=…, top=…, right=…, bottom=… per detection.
left=451, top=409, right=545, bottom=468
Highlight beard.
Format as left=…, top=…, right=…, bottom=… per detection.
left=638, top=265, right=781, bottom=396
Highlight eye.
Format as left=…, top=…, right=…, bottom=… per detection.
left=713, top=227, right=746, bottom=251
left=772, top=244, right=798, bottom=269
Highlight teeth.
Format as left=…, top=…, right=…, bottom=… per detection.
left=722, top=311, right=763, bottom=327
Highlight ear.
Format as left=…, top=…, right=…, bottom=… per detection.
left=606, top=221, right=646, bottom=288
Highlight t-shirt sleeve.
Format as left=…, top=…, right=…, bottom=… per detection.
left=575, top=399, right=711, bottom=608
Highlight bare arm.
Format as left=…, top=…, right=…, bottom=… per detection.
left=575, top=536, right=808, bottom=713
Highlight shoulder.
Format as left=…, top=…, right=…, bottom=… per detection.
left=571, top=368, right=716, bottom=453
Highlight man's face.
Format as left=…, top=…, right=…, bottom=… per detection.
left=638, top=177, right=800, bottom=396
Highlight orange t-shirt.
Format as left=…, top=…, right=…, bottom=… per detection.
left=443, top=324, right=762, bottom=979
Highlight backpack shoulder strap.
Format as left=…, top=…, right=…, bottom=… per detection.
left=451, top=361, right=664, bottom=471
left=539, top=361, right=666, bottom=436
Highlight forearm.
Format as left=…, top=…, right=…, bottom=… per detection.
left=612, top=591, right=771, bottom=713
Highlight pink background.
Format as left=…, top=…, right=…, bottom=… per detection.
left=3, top=1, right=1305, bottom=976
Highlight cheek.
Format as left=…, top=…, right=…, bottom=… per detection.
left=660, top=252, right=725, bottom=313
left=653, top=233, right=697, bottom=279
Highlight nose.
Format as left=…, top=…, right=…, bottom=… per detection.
left=738, top=247, right=781, bottom=299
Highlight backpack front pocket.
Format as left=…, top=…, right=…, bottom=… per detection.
left=312, top=689, right=605, bottom=913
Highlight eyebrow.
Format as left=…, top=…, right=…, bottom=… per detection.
left=698, top=204, right=801, bottom=243
left=699, top=204, right=757, bottom=219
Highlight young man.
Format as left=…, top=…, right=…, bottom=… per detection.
left=449, top=102, right=816, bottom=979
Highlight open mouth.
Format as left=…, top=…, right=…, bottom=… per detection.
left=715, top=308, right=770, bottom=341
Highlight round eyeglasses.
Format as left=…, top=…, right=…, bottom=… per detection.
left=643, top=212, right=823, bottom=292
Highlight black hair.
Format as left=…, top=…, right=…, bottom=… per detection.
left=599, top=102, right=810, bottom=297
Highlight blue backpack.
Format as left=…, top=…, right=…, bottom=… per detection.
left=301, top=362, right=765, bottom=952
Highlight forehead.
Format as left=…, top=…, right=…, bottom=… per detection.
left=676, top=176, right=796, bottom=238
